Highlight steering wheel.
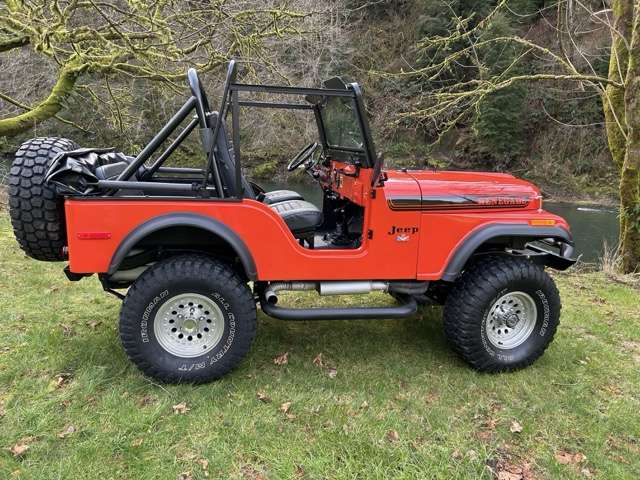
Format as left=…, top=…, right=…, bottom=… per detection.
left=287, top=142, right=320, bottom=171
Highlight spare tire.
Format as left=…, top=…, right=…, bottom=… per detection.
left=8, top=137, right=78, bottom=261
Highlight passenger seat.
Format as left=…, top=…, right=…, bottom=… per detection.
left=269, top=199, right=323, bottom=238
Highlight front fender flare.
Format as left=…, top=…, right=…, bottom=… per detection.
left=107, top=212, right=257, bottom=280
left=441, top=224, right=574, bottom=281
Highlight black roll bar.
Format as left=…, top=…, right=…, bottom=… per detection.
left=144, top=116, right=199, bottom=179
left=108, top=60, right=377, bottom=199
left=98, top=180, right=198, bottom=192
left=116, top=96, right=197, bottom=182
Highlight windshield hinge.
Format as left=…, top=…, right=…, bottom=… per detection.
left=367, top=229, right=374, bottom=240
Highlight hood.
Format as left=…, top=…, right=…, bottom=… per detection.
left=385, top=170, right=541, bottom=211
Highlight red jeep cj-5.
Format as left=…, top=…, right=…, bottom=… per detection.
left=8, top=61, right=576, bottom=383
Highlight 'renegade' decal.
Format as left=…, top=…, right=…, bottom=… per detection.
left=387, top=195, right=531, bottom=211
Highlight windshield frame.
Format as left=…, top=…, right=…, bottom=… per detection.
left=313, top=80, right=376, bottom=168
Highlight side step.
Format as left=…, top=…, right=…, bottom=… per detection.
left=259, top=294, right=418, bottom=321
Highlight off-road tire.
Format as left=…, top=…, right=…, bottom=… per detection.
left=443, top=255, right=560, bottom=372
left=119, top=255, right=257, bottom=383
left=8, top=137, right=78, bottom=261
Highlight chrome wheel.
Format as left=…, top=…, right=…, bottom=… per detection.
left=153, top=293, right=224, bottom=358
left=485, top=291, right=537, bottom=349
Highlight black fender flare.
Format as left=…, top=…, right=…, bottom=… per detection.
left=107, top=212, right=257, bottom=280
left=441, top=224, right=574, bottom=281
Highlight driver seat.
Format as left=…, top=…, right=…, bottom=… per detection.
left=262, top=189, right=303, bottom=205
left=214, top=123, right=322, bottom=237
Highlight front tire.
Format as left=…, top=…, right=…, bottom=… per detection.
left=119, top=255, right=257, bottom=383
left=443, top=256, right=560, bottom=372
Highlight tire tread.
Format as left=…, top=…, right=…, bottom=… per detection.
left=119, top=255, right=256, bottom=384
left=8, top=137, right=77, bottom=261
left=443, top=255, right=560, bottom=372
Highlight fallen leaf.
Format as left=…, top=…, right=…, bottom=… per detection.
left=197, top=458, right=209, bottom=477
left=360, top=400, right=369, bottom=409
left=476, top=430, right=492, bottom=442
left=294, top=464, right=305, bottom=478
left=386, top=430, right=400, bottom=442
left=493, top=458, right=534, bottom=480
left=280, top=401, right=292, bottom=414
left=312, top=353, right=324, bottom=367
left=554, top=450, right=573, bottom=465
left=60, top=324, right=73, bottom=337
left=286, top=413, right=296, bottom=420
left=60, top=399, right=71, bottom=408
left=510, top=421, right=523, bottom=433
left=273, top=352, right=289, bottom=366
left=425, top=392, right=440, bottom=404
left=573, top=452, right=587, bottom=463
left=57, top=425, right=76, bottom=439
left=240, top=464, right=266, bottom=480
left=497, top=471, right=522, bottom=480
left=484, top=418, right=498, bottom=430
left=177, top=472, right=193, bottom=480
left=256, top=391, right=271, bottom=403
left=131, top=438, right=144, bottom=447
left=9, top=442, right=29, bottom=457
left=581, top=467, right=593, bottom=477
left=327, top=367, right=337, bottom=378
left=86, top=320, right=101, bottom=330
left=139, top=394, right=156, bottom=407
left=172, top=402, right=190, bottom=414
left=555, top=450, right=586, bottom=465
left=54, top=373, right=72, bottom=389
left=451, top=449, right=463, bottom=460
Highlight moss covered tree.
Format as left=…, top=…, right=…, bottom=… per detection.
left=0, top=0, right=306, bottom=137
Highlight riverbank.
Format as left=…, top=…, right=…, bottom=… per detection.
left=0, top=211, right=639, bottom=479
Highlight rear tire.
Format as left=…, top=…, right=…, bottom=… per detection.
left=443, top=255, right=560, bottom=372
left=8, top=137, right=78, bottom=261
left=119, top=255, right=257, bottom=383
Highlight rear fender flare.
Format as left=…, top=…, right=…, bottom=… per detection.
left=441, top=224, right=574, bottom=281
left=107, top=212, right=257, bottom=280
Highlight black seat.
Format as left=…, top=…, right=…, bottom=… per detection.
left=214, top=125, right=304, bottom=204
left=269, top=199, right=323, bottom=236
left=213, top=122, right=320, bottom=236
left=263, top=189, right=303, bottom=204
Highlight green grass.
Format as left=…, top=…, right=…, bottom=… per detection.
left=0, top=212, right=639, bottom=480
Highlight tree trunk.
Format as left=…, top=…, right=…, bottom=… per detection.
left=0, top=65, right=81, bottom=137
left=619, top=3, right=640, bottom=273
left=603, top=0, right=632, bottom=170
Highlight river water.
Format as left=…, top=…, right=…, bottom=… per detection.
left=0, top=155, right=618, bottom=263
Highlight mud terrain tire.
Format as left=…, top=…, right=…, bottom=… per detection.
left=119, top=255, right=257, bottom=383
left=8, top=137, right=78, bottom=261
left=443, top=255, right=560, bottom=372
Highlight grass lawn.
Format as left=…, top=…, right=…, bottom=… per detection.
left=0, top=212, right=638, bottom=479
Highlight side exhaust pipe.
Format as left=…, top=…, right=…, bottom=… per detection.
left=264, top=281, right=389, bottom=305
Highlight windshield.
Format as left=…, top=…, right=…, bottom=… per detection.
left=320, top=96, right=364, bottom=151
